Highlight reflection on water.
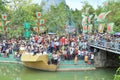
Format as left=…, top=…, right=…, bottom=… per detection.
left=0, top=63, right=116, bottom=80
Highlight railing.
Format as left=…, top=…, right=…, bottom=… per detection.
left=88, top=39, right=120, bottom=53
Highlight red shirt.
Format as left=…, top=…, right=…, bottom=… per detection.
left=35, top=36, right=39, bottom=41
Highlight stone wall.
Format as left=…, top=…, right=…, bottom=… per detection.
left=94, top=49, right=120, bottom=67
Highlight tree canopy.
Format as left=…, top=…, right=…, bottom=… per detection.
left=0, top=0, right=120, bottom=38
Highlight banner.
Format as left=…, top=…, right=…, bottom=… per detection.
left=23, top=30, right=31, bottom=38
left=39, top=27, right=46, bottom=33
left=82, top=17, right=87, bottom=26
left=97, top=12, right=106, bottom=22
left=40, top=19, right=45, bottom=25
left=24, top=22, right=30, bottom=29
left=88, top=24, right=92, bottom=33
left=2, top=14, right=7, bottom=20
left=107, top=22, right=114, bottom=34
left=98, top=23, right=105, bottom=33
left=83, top=26, right=87, bottom=33
left=97, top=11, right=111, bottom=22
left=36, top=12, right=41, bottom=18
left=88, top=15, right=93, bottom=23
left=33, top=27, right=38, bottom=33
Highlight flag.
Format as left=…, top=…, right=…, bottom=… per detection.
left=83, top=26, right=87, bottom=33
left=33, top=27, right=38, bottom=33
left=97, top=11, right=111, bottom=22
left=24, top=22, right=30, bottom=29
left=97, top=12, right=106, bottom=21
left=39, top=27, right=46, bottom=33
left=36, top=12, right=41, bottom=18
left=40, top=19, right=45, bottom=25
left=2, top=14, right=7, bottom=20
left=82, top=17, right=87, bottom=26
left=98, top=23, right=105, bottom=33
left=107, top=22, right=114, bottom=34
left=24, top=31, right=31, bottom=38
left=88, top=24, right=92, bottom=33
left=88, top=15, right=93, bottom=23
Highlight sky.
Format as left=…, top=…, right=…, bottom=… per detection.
left=65, top=0, right=106, bottom=10
left=33, top=0, right=106, bottom=10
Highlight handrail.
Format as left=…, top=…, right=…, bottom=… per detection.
left=88, top=39, right=120, bottom=54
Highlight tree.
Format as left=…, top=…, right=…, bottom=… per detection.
left=43, top=2, right=68, bottom=33
left=81, top=2, right=95, bottom=14
left=0, top=0, right=6, bottom=15
left=103, top=0, right=120, bottom=32
left=71, top=9, right=82, bottom=34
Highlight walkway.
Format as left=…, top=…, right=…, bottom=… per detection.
left=0, top=54, right=96, bottom=71
left=89, top=41, right=120, bottom=54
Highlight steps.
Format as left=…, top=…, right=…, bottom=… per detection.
left=57, top=60, right=96, bottom=71
left=0, top=54, right=15, bottom=61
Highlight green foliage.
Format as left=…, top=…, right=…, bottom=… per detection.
left=0, top=0, right=6, bottom=14
left=103, top=0, right=120, bottom=32
left=81, top=2, right=95, bottom=14
left=114, top=67, right=120, bottom=80
left=7, top=0, right=42, bottom=25
left=7, top=26, right=24, bottom=38
left=43, top=2, right=67, bottom=33
left=71, top=9, right=82, bottom=33
left=95, top=6, right=104, bottom=15
left=0, top=0, right=120, bottom=36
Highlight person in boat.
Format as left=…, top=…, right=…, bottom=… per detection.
left=19, top=44, right=26, bottom=54
left=51, top=51, right=59, bottom=65
left=33, top=47, right=39, bottom=55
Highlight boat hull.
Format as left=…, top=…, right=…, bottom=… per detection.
left=21, top=54, right=58, bottom=71
left=23, top=61, right=58, bottom=71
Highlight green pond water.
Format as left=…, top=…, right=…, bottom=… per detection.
left=0, top=63, right=116, bottom=80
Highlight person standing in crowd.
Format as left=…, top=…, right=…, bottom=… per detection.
left=50, top=39, right=55, bottom=53
left=90, top=52, right=94, bottom=64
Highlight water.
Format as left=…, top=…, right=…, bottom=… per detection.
left=0, top=63, right=116, bottom=80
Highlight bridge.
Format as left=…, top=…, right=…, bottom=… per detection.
left=88, top=40, right=120, bottom=68
left=89, top=40, right=120, bottom=54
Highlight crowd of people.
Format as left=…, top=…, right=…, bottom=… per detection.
left=0, top=32, right=119, bottom=65
left=88, top=33, right=120, bottom=50
left=22, top=33, right=95, bottom=64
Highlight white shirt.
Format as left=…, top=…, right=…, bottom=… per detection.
left=78, top=50, right=81, bottom=55
left=55, top=42, right=59, bottom=46
left=71, top=42, right=75, bottom=47
left=53, top=54, right=58, bottom=60
left=91, top=54, right=94, bottom=59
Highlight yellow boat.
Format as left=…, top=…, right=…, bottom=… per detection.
left=21, top=53, right=58, bottom=71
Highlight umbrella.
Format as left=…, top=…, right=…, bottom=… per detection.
left=114, top=32, right=120, bottom=36
left=48, top=32, right=56, bottom=35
